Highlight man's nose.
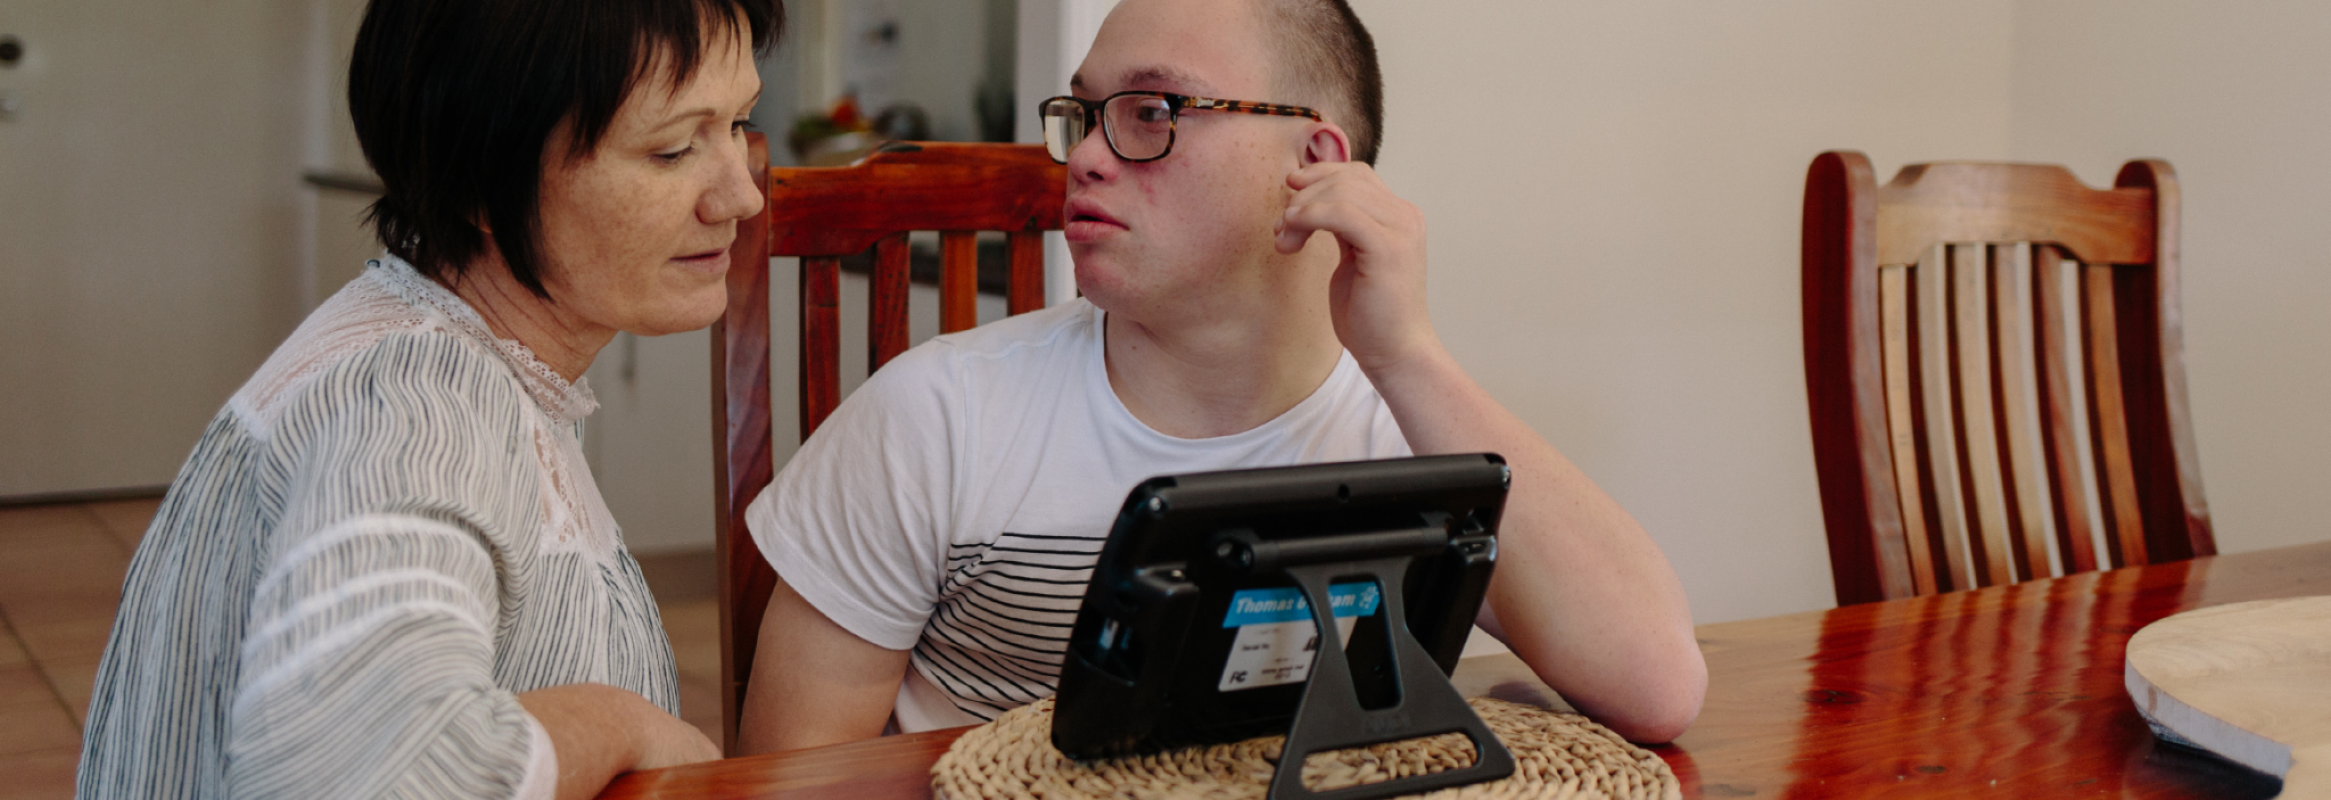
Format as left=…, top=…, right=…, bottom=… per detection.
left=1064, top=127, right=1120, bottom=183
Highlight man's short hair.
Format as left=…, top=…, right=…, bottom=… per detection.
left=348, top=0, right=783, bottom=297
left=1259, top=0, right=1384, bottom=165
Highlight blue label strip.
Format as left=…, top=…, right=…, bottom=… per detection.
left=1222, top=583, right=1382, bottom=627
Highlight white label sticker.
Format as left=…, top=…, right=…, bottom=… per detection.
left=1216, top=583, right=1381, bottom=692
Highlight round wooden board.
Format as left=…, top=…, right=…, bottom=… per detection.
left=2125, top=595, right=2331, bottom=798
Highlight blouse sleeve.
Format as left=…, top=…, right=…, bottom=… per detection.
left=222, top=333, right=555, bottom=798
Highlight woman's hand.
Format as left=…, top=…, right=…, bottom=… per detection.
left=634, top=708, right=721, bottom=770
left=518, top=683, right=721, bottom=800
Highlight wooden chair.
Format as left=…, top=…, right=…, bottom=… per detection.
left=710, top=133, right=1065, bottom=748
left=1801, top=151, right=2212, bottom=606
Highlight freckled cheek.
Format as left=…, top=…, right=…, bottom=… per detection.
left=586, top=192, right=679, bottom=266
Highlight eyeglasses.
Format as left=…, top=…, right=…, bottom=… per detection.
left=1038, top=91, right=1322, bottom=164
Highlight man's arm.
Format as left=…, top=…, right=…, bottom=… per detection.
left=1277, top=158, right=1707, bottom=743
left=735, top=576, right=913, bottom=754
left=1366, top=348, right=1706, bottom=742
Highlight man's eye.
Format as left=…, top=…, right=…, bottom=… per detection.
left=1136, top=105, right=1171, bottom=124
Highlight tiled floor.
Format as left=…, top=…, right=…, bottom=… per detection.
left=0, top=498, right=723, bottom=799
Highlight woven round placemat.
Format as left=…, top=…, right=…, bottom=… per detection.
left=932, top=697, right=1679, bottom=800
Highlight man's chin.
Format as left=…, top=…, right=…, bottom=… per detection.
left=1070, top=265, right=1131, bottom=312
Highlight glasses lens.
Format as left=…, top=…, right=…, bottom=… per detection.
left=1040, top=98, right=1087, bottom=163
left=1103, top=95, right=1174, bottom=161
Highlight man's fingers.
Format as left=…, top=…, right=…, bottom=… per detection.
left=1288, top=172, right=1418, bottom=233
left=1286, top=160, right=1383, bottom=192
left=1280, top=162, right=1422, bottom=260
left=1279, top=200, right=1387, bottom=257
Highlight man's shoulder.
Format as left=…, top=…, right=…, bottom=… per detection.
left=875, top=298, right=1098, bottom=386
left=932, top=297, right=1097, bottom=361
left=813, top=298, right=1100, bottom=434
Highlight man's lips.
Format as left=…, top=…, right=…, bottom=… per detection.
left=1064, top=198, right=1126, bottom=243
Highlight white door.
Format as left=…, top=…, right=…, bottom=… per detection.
left=0, top=0, right=308, bottom=497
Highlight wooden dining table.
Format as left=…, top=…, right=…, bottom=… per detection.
left=602, top=539, right=2331, bottom=799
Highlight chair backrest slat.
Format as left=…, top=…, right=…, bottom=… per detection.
left=2081, top=261, right=2149, bottom=567
left=1950, top=241, right=2021, bottom=587
left=940, top=231, right=980, bottom=333
left=1803, top=151, right=2212, bottom=606
left=1007, top=231, right=1046, bottom=315
left=1990, top=243, right=2057, bottom=582
left=2030, top=246, right=2101, bottom=573
left=1913, top=245, right=1976, bottom=592
left=1877, top=265, right=1938, bottom=595
left=799, top=255, right=842, bottom=437
left=712, top=136, right=1065, bottom=749
left=868, top=233, right=912, bottom=372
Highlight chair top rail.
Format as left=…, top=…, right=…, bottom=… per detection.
left=1873, top=162, right=2155, bottom=267
left=769, top=142, right=1066, bottom=257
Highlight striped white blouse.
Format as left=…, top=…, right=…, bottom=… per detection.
left=77, top=258, right=678, bottom=799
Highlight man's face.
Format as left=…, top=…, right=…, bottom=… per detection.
left=1063, top=0, right=1310, bottom=321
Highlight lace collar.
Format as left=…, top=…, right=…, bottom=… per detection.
left=372, top=256, right=600, bottom=424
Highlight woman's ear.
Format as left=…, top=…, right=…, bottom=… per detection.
left=1300, top=122, right=1352, bottom=166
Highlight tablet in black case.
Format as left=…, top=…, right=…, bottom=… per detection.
left=1050, top=454, right=1507, bottom=761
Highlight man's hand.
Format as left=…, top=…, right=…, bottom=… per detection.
left=1275, top=162, right=1439, bottom=375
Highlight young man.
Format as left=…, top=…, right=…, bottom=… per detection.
left=737, top=0, right=1705, bottom=752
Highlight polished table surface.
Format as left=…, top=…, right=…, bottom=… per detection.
left=602, top=540, right=2331, bottom=799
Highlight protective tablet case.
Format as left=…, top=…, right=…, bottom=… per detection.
left=1051, top=454, right=1506, bottom=761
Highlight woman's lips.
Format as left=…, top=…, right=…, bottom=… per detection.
left=673, top=248, right=731, bottom=275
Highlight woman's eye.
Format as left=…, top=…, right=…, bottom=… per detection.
left=655, top=146, right=695, bottom=163
left=731, top=119, right=754, bottom=136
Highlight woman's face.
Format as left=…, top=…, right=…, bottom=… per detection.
left=532, top=27, right=764, bottom=337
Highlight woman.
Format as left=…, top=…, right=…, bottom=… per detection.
left=76, top=0, right=780, bottom=797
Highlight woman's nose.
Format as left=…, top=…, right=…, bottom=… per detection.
left=702, top=135, right=765, bottom=223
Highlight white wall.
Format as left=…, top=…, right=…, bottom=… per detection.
left=0, top=0, right=308, bottom=496
left=1347, top=0, right=2019, bottom=624
left=2008, top=1, right=2331, bottom=557
left=1347, top=1, right=2331, bottom=624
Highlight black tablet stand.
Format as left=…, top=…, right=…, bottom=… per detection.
left=1210, top=527, right=1516, bottom=800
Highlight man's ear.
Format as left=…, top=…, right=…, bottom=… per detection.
left=1300, top=122, right=1352, bottom=166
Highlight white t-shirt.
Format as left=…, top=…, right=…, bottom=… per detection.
left=746, top=298, right=1411, bottom=731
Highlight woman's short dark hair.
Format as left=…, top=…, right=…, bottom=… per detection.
left=349, top=0, right=782, bottom=297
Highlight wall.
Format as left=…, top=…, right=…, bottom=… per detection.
left=0, top=0, right=308, bottom=497
left=1347, top=0, right=2018, bottom=624
left=13, top=0, right=2322, bottom=619
left=2009, top=1, right=2331, bottom=557
left=785, top=0, right=1014, bottom=148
